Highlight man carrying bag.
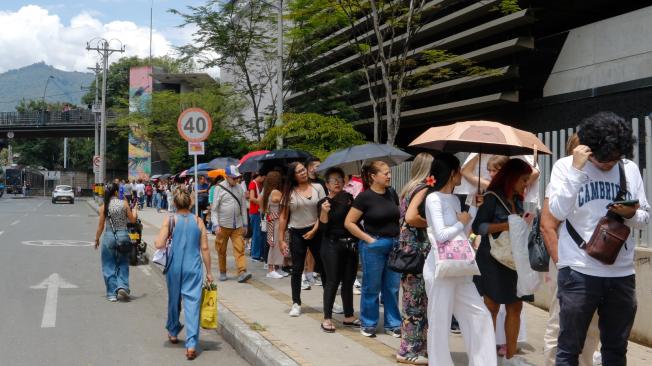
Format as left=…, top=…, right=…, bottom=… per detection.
left=547, top=112, right=650, bottom=365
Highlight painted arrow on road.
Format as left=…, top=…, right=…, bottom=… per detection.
left=30, top=273, right=78, bottom=328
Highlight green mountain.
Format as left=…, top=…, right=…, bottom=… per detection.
left=0, top=62, right=94, bottom=112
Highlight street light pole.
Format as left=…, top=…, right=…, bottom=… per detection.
left=42, top=76, right=54, bottom=125
left=275, top=0, right=284, bottom=149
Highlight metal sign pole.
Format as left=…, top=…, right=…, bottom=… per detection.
left=194, top=154, right=199, bottom=217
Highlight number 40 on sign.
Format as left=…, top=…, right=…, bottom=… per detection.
left=177, top=108, right=213, bottom=142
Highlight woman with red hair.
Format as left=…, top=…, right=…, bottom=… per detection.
left=472, top=158, right=533, bottom=365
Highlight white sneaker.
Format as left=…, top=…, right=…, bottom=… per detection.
left=301, top=280, right=311, bottom=290
left=593, top=351, right=602, bottom=365
left=501, top=356, right=532, bottom=366
left=353, top=287, right=361, bottom=295
left=333, top=303, right=344, bottom=314
left=266, top=271, right=284, bottom=279
left=289, top=303, right=301, bottom=317
left=313, top=276, right=322, bottom=286
left=276, top=269, right=289, bottom=277
left=354, top=279, right=361, bottom=288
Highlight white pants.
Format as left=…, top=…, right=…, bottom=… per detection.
left=543, top=262, right=600, bottom=366
left=424, top=259, right=496, bottom=366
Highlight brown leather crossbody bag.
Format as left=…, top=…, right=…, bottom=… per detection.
left=566, top=161, right=631, bottom=265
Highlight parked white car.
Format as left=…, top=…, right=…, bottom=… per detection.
left=52, top=185, right=74, bottom=204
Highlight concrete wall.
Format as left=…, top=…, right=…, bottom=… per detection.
left=544, top=6, right=652, bottom=97
left=532, top=247, right=652, bottom=346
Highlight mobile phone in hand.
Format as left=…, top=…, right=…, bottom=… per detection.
left=606, top=199, right=639, bottom=209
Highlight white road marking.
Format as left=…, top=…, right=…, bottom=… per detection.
left=21, top=240, right=93, bottom=247
left=140, top=266, right=152, bottom=276
left=10, top=220, right=19, bottom=226
left=30, top=273, right=78, bottom=328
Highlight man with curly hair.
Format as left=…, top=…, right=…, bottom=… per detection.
left=547, top=112, right=650, bottom=365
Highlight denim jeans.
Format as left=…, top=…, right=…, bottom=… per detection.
left=556, top=267, right=637, bottom=366
left=250, top=213, right=263, bottom=260
left=359, top=236, right=401, bottom=330
left=153, top=192, right=161, bottom=210
left=101, top=229, right=130, bottom=298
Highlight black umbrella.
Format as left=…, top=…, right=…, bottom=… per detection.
left=207, top=157, right=239, bottom=170
left=258, top=149, right=312, bottom=163
left=317, top=143, right=412, bottom=175
left=238, top=154, right=264, bottom=174
left=257, top=149, right=313, bottom=174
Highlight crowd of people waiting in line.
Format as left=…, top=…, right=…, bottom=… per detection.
left=94, top=111, right=649, bottom=365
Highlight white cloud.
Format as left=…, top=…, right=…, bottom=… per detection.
left=0, top=5, right=173, bottom=73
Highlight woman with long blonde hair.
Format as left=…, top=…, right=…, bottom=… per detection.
left=397, top=153, right=433, bottom=364
left=155, top=188, right=212, bottom=360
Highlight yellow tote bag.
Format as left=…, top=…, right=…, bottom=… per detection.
left=200, top=282, right=218, bottom=329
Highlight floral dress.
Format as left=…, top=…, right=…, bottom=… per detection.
left=398, top=184, right=431, bottom=359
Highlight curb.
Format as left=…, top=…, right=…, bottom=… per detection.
left=85, top=199, right=300, bottom=366
left=218, top=303, right=300, bottom=366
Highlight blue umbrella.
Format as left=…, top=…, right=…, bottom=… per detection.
left=207, top=157, right=239, bottom=170
left=317, top=143, right=412, bottom=175
left=186, top=162, right=211, bottom=175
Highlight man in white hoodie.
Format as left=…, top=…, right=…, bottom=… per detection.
left=547, top=112, right=649, bottom=365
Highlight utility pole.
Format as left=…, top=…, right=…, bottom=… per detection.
left=87, top=63, right=101, bottom=183
left=275, top=0, right=284, bottom=149
left=63, top=138, right=68, bottom=169
left=86, top=39, right=125, bottom=185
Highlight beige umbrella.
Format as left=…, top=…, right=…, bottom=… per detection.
left=409, top=120, right=551, bottom=156
left=409, top=120, right=551, bottom=195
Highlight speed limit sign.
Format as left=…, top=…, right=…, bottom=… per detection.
left=177, top=108, right=213, bottom=142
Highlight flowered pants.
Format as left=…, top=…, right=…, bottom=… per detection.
left=398, top=272, right=428, bottom=358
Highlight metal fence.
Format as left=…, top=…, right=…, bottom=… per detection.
left=390, top=116, right=652, bottom=247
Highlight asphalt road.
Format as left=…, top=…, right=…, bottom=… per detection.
left=0, top=196, right=249, bottom=366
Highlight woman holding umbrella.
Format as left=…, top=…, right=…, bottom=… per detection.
left=421, top=153, right=497, bottom=366
left=344, top=161, right=402, bottom=338
left=472, top=159, right=533, bottom=365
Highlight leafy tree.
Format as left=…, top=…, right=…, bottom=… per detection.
left=286, top=0, right=520, bottom=145
left=171, top=1, right=277, bottom=141
left=0, top=148, right=8, bottom=166
left=260, top=113, right=366, bottom=159
left=116, top=85, right=248, bottom=172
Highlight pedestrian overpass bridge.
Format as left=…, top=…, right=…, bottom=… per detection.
left=0, top=110, right=121, bottom=139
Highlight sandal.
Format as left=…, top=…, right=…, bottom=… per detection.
left=168, top=324, right=184, bottom=344
left=343, top=319, right=361, bottom=327
left=321, top=322, right=336, bottom=333
left=186, top=349, right=197, bottom=360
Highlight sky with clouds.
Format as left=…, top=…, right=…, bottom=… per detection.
left=0, top=1, right=208, bottom=74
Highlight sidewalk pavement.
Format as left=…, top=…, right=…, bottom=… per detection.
left=126, top=202, right=652, bottom=366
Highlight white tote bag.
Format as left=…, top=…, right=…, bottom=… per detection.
left=427, top=228, right=480, bottom=279
left=508, top=215, right=541, bottom=297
